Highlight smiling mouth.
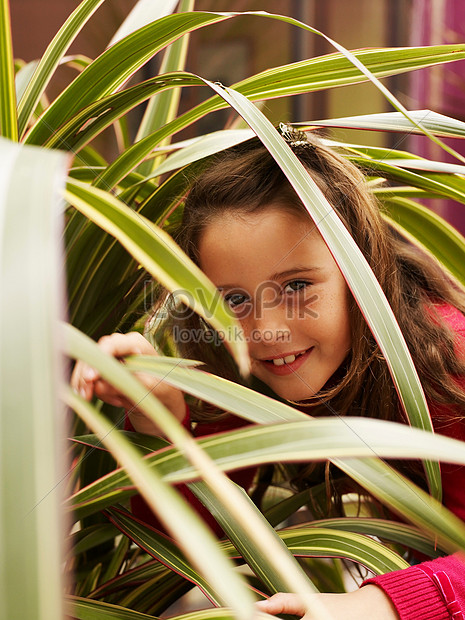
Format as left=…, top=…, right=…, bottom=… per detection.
left=264, top=351, right=307, bottom=366
left=262, top=349, right=311, bottom=367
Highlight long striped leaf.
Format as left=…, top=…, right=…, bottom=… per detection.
left=383, top=197, right=465, bottom=287
left=191, top=481, right=315, bottom=595
left=65, top=44, right=465, bottom=186
left=109, top=506, right=407, bottom=579
left=299, top=110, right=465, bottom=138
left=45, top=72, right=204, bottom=151
left=0, top=138, right=68, bottom=618
left=222, top=528, right=409, bottom=577
left=303, top=517, right=444, bottom=558
left=70, top=523, right=119, bottom=556
left=90, top=559, right=170, bottom=599
left=66, top=595, right=168, bottom=619
left=105, top=507, right=224, bottom=604
left=125, top=357, right=308, bottom=424
left=68, top=416, right=465, bottom=554
left=24, top=11, right=232, bottom=146
left=73, top=418, right=465, bottom=484
left=49, top=48, right=465, bottom=154
left=135, top=0, right=194, bottom=176
left=349, top=156, right=465, bottom=204
left=67, top=596, right=250, bottom=620
left=24, top=9, right=465, bottom=150
left=64, top=387, right=256, bottom=617
left=278, top=528, right=408, bottom=574
left=64, top=326, right=328, bottom=617
left=109, top=0, right=179, bottom=47
left=117, top=571, right=190, bottom=615
left=147, top=128, right=254, bottom=179
left=17, top=0, right=106, bottom=137
left=0, top=0, right=17, bottom=139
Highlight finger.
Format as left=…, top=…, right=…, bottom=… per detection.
left=93, top=380, right=133, bottom=408
left=98, top=332, right=156, bottom=359
left=71, top=379, right=92, bottom=401
left=256, top=593, right=306, bottom=617
left=71, top=361, right=99, bottom=400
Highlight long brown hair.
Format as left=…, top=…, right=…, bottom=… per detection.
left=156, top=132, right=465, bottom=503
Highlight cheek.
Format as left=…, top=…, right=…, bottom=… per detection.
left=326, top=285, right=352, bottom=351
left=338, top=296, right=353, bottom=353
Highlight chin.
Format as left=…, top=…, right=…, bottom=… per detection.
left=272, top=383, right=318, bottom=403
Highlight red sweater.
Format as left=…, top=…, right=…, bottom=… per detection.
left=129, top=303, right=465, bottom=618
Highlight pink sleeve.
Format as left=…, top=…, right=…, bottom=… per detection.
left=363, top=554, right=465, bottom=620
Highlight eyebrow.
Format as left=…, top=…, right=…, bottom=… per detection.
left=218, top=267, right=322, bottom=290
left=268, top=266, right=323, bottom=281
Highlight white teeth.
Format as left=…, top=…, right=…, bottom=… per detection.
left=272, top=354, right=297, bottom=366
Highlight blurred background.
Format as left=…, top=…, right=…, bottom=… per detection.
left=10, top=0, right=465, bottom=231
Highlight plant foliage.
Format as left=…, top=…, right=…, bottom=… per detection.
left=1, top=1, right=465, bottom=618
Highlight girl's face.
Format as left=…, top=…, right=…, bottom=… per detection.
left=198, top=207, right=352, bottom=401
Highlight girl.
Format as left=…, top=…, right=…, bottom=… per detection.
left=73, top=129, right=465, bottom=619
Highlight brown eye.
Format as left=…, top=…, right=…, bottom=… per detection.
left=284, top=280, right=309, bottom=293
left=224, top=292, right=248, bottom=307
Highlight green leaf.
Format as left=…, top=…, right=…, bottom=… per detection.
left=24, top=12, right=232, bottom=146
left=236, top=44, right=465, bottom=100
left=25, top=7, right=465, bottom=151
left=67, top=45, right=465, bottom=187
left=117, top=571, right=190, bottom=615
left=67, top=596, right=245, bottom=620
left=69, top=415, right=465, bottom=554
left=264, top=489, right=312, bottom=527
left=101, top=534, right=130, bottom=583
left=0, top=0, right=17, bottom=139
left=44, top=72, right=205, bottom=152
left=135, top=0, right=195, bottom=177
left=17, top=0, right=106, bottom=137
left=204, top=80, right=442, bottom=500
left=0, top=138, right=69, bottom=618
left=64, top=328, right=328, bottom=617
left=304, top=517, right=444, bottom=558
left=66, top=596, right=163, bottom=619
left=90, top=559, right=170, bottom=600
left=15, top=60, right=39, bottom=102
left=109, top=507, right=407, bottom=582
left=277, top=528, right=409, bottom=574
left=106, top=507, right=224, bottom=604
left=146, top=128, right=254, bottom=179
left=70, top=523, right=119, bottom=556
left=108, top=0, right=179, bottom=47
left=376, top=158, right=465, bottom=175
left=299, top=109, right=465, bottom=138
left=383, top=197, right=465, bottom=287
left=349, top=155, right=465, bottom=204
left=64, top=387, right=256, bottom=617
left=64, top=179, right=249, bottom=374
left=190, top=482, right=317, bottom=595
left=126, top=356, right=308, bottom=424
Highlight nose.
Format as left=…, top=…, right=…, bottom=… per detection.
left=247, top=302, right=291, bottom=346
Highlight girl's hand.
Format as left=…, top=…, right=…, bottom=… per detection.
left=255, top=586, right=399, bottom=619
left=71, top=332, right=186, bottom=435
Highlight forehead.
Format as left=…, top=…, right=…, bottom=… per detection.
left=198, top=206, right=334, bottom=283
